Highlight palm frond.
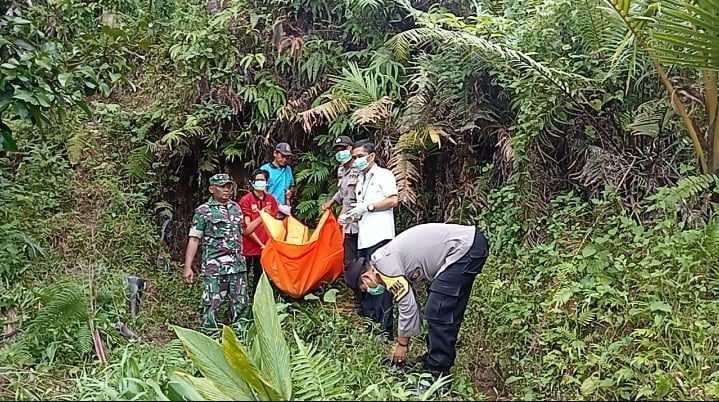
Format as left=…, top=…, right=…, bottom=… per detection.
left=351, top=96, right=393, bottom=126
left=389, top=149, right=421, bottom=206
left=330, top=63, right=391, bottom=106
left=652, top=0, right=719, bottom=70
left=625, top=99, right=669, bottom=137
left=299, top=97, right=350, bottom=133
left=387, top=27, right=579, bottom=95
left=291, top=332, right=346, bottom=401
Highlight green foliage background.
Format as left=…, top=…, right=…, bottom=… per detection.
left=2, top=0, right=719, bottom=399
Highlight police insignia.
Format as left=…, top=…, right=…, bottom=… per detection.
left=377, top=273, right=409, bottom=301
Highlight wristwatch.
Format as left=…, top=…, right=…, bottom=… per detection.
left=367, top=203, right=375, bottom=212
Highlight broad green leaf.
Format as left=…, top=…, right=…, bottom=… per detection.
left=145, top=379, right=170, bottom=401
left=222, top=326, right=282, bottom=400
left=171, top=370, right=226, bottom=401
left=1, top=122, right=18, bottom=152
left=13, top=39, right=34, bottom=51
left=58, top=73, right=73, bottom=88
left=34, top=92, right=51, bottom=108
left=1, top=63, right=17, bottom=70
left=323, top=289, right=339, bottom=303
left=10, top=17, right=31, bottom=24
left=649, top=301, right=671, bottom=313
left=172, top=326, right=254, bottom=400
left=167, top=371, right=206, bottom=401
left=304, top=293, right=320, bottom=301
left=99, top=82, right=111, bottom=97
left=581, top=375, right=599, bottom=396
left=13, top=89, right=37, bottom=105
left=581, top=244, right=597, bottom=258
left=504, top=376, right=524, bottom=385
left=252, top=273, right=292, bottom=399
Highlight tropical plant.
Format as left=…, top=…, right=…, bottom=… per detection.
left=603, top=0, right=719, bottom=174
left=0, top=10, right=91, bottom=151
left=171, top=273, right=318, bottom=400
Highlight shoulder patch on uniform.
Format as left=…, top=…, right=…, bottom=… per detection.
left=407, top=268, right=422, bottom=282
left=377, top=273, right=410, bottom=302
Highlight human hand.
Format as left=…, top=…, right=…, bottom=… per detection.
left=320, top=200, right=333, bottom=212
left=183, top=267, right=194, bottom=284
left=347, top=203, right=369, bottom=219
left=389, top=343, right=408, bottom=363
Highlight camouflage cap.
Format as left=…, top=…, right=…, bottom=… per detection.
left=209, top=173, right=234, bottom=186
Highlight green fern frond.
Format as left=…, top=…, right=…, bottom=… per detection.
left=126, top=145, right=153, bottom=180
left=67, top=130, right=88, bottom=165
left=577, top=309, right=595, bottom=327
left=703, top=216, right=719, bottom=253
left=291, top=331, right=347, bottom=401
left=647, top=174, right=719, bottom=211
left=32, top=281, right=89, bottom=331
left=76, top=323, right=93, bottom=355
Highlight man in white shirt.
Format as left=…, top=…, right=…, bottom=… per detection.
left=344, top=141, right=399, bottom=338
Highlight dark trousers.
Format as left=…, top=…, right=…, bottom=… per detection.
left=343, top=233, right=359, bottom=270
left=358, top=239, right=394, bottom=338
left=424, top=230, right=489, bottom=374
left=246, top=255, right=262, bottom=299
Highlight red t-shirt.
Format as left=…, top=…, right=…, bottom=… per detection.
left=239, top=191, right=279, bottom=256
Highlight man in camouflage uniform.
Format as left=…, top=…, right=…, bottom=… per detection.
left=183, top=173, right=249, bottom=332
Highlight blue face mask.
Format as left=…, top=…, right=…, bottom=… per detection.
left=335, top=150, right=352, bottom=164
left=353, top=155, right=369, bottom=171
left=367, top=284, right=386, bottom=296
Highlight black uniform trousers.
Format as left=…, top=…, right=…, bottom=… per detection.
left=358, top=239, right=394, bottom=338
left=343, top=233, right=359, bottom=268
left=246, top=255, right=263, bottom=299
left=423, top=229, right=489, bottom=374
left=343, top=233, right=361, bottom=310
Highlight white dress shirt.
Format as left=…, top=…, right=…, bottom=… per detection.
left=355, top=164, right=398, bottom=249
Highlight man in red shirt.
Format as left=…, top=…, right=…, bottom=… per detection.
left=239, top=169, right=279, bottom=297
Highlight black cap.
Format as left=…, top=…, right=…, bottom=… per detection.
left=333, top=136, right=353, bottom=148
left=275, top=142, right=293, bottom=156
left=344, top=258, right=368, bottom=291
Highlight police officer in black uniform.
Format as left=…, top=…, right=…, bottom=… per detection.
left=345, top=223, right=489, bottom=377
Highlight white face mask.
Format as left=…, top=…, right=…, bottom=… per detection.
left=253, top=180, right=267, bottom=191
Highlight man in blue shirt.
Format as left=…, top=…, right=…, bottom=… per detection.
left=260, top=143, right=295, bottom=215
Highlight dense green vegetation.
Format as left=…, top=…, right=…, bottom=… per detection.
left=2, top=0, right=718, bottom=399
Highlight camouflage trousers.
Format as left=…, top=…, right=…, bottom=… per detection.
left=201, top=273, right=249, bottom=331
